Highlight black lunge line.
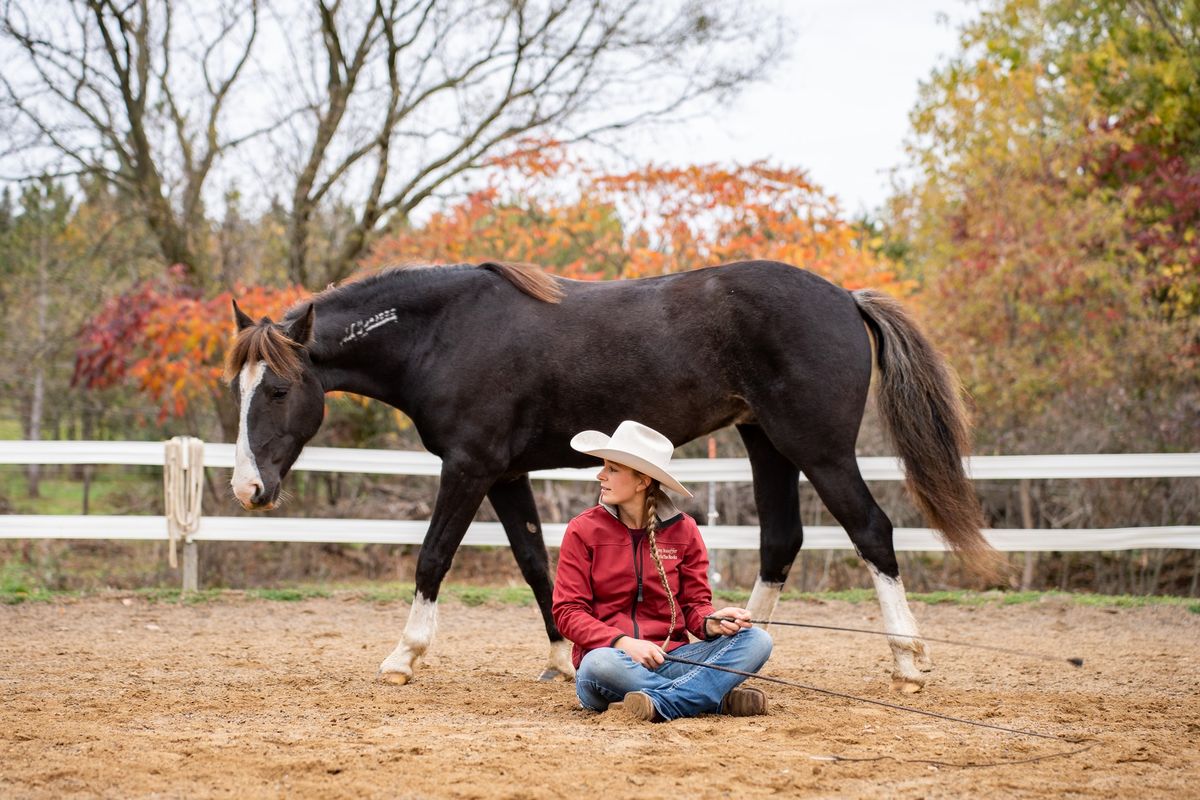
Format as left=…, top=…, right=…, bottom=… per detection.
left=661, top=653, right=1092, bottom=744
left=705, top=616, right=1084, bottom=668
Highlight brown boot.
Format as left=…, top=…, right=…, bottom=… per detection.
left=622, top=691, right=661, bottom=722
left=720, top=686, right=767, bottom=716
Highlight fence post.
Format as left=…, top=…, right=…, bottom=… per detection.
left=1019, top=478, right=1037, bottom=590
left=182, top=540, right=199, bottom=593
left=164, top=436, right=205, bottom=593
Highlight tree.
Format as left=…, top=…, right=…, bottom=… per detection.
left=74, top=276, right=308, bottom=436
left=594, top=163, right=911, bottom=291
left=890, top=0, right=1198, bottom=452
left=367, top=147, right=911, bottom=295
left=1055, top=0, right=1200, bottom=319
left=2, top=0, right=786, bottom=288
left=1, top=175, right=158, bottom=492
left=0, top=181, right=71, bottom=495
left=0, top=1, right=262, bottom=285
left=362, top=143, right=629, bottom=277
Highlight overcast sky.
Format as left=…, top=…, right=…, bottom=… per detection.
left=628, top=0, right=974, bottom=216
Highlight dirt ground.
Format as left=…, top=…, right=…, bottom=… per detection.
left=1, top=595, right=1197, bottom=799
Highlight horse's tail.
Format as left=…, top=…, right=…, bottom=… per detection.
left=851, top=289, right=1000, bottom=578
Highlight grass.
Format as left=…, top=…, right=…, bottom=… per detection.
left=2, top=576, right=1195, bottom=611
left=0, top=562, right=60, bottom=604
left=247, top=587, right=332, bottom=602
left=0, top=467, right=156, bottom=515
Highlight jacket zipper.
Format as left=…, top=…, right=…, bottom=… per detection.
left=630, top=534, right=643, bottom=640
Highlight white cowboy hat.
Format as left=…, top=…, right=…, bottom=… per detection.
left=570, top=420, right=693, bottom=497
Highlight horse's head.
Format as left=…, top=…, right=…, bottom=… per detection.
left=225, top=299, right=325, bottom=510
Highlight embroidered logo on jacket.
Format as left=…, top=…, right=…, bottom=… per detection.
left=656, top=547, right=679, bottom=561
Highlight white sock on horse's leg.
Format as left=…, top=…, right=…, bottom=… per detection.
left=379, top=591, right=438, bottom=685
left=539, top=640, right=575, bottom=682
left=747, top=577, right=785, bottom=627
left=867, top=564, right=928, bottom=693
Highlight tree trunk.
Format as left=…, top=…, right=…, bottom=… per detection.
left=25, top=247, right=48, bottom=499
left=26, top=365, right=43, bottom=498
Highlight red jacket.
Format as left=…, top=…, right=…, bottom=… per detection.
left=552, top=500, right=717, bottom=669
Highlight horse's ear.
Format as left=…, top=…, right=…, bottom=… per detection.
left=232, top=299, right=255, bottom=331
left=285, top=302, right=316, bottom=345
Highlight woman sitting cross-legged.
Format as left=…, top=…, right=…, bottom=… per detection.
left=552, top=420, right=773, bottom=722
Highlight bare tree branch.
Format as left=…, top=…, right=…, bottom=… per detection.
left=1, top=0, right=785, bottom=287
left=1, top=0, right=270, bottom=285
left=279, top=0, right=783, bottom=283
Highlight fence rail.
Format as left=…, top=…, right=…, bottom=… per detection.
left=4, top=440, right=1200, bottom=481
left=2, top=441, right=1198, bottom=589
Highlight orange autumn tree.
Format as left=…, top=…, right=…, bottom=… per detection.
left=598, top=163, right=909, bottom=292
left=75, top=273, right=308, bottom=430
left=364, top=145, right=630, bottom=279
left=365, top=147, right=909, bottom=295
left=134, top=284, right=310, bottom=425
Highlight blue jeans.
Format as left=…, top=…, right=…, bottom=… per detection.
left=575, top=627, right=773, bottom=721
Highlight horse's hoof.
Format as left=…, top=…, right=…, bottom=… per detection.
left=538, top=667, right=572, bottom=683
left=890, top=675, right=925, bottom=694
left=378, top=670, right=412, bottom=686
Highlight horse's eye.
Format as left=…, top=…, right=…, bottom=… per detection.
left=271, top=387, right=289, bottom=400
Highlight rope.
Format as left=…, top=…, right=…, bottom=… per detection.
left=661, top=653, right=1094, bottom=744
left=705, top=616, right=1084, bottom=667
left=163, top=436, right=204, bottom=569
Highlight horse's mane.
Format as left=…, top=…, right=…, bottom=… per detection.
left=308, top=260, right=564, bottom=307
left=477, top=260, right=564, bottom=303
left=223, top=323, right=304, bottom=383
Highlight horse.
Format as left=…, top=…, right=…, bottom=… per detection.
left=225, top=260, right=994, bottom=692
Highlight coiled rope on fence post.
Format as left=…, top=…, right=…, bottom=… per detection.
left=163, top=436, right=204, bottom=589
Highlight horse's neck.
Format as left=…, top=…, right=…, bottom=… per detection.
left=307, top=270, right=459, bottom=403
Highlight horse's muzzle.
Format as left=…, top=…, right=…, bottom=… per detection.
left=233, top=478, right=277, bottom=510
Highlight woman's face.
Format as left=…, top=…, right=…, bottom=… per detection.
left=597, top=459, right=650, bottom=507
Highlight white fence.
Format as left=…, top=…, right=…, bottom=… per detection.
left=2, top=440, right=1198, bottom=587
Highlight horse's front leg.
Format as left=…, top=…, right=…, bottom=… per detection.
left=379, top=463, right=493, bottom=685
left=488, top=475, right=574, bottom=682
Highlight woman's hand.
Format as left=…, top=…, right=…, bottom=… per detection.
left=615, top=636, right=666, bottom=669
left=705, top=606, right=753, bottom=638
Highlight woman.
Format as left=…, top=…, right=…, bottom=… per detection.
left=552, top=420, right=773, bottom=721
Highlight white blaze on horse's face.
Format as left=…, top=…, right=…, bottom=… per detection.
left=232, top=360, right=267, bottom=508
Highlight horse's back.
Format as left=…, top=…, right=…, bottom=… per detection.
left=555, top=261, right=869, bottom=372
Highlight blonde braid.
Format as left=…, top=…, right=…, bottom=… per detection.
left=644, top=481, right=677, bottom=648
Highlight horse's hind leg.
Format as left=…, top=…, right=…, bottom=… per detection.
left=379, top=464, right=492, bottom=685
left=738, top=424, right=804, bottom=625
left=801, top=455, right=929, bottom=692
left=488, top=475, right=574, bottom=682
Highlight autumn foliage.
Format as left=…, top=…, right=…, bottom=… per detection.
left=892, top=0, right=1199, bottom=452
left=74, top=270, right=307, bottom=423
left=365, top=148, right=909, bottom=293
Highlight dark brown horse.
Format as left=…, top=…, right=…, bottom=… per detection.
left=226, top=260, right=992, bottom=691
